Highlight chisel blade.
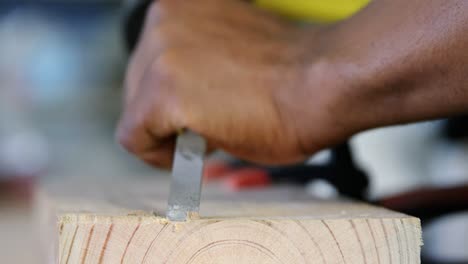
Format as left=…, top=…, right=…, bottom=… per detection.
left=166, top=131, right=206, bottom=221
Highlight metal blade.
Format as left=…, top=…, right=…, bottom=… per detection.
left=167, top=130, right=206, bottom=221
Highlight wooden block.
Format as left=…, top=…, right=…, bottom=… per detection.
left=42, top=177, right=422, bottom=264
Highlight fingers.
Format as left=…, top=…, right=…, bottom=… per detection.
left=116, top=102, right=156, bottom=156
left=117, top=121, right=176, bottom=169
left=116, top=105, right=177, bottom=169
left=116, top=100, right=178, bottom=169
left=119, top=2, right=178, bottom=168
left=124, top=2, right=167, bottom=105
left=140, top=137, right=176, bottom=169
left=118, top=50, right=188, bottom=168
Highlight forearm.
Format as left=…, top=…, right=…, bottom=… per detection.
left=320, top=0, right=468, bottom=133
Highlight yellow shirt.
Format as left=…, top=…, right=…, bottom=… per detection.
left=254, top=0, right=370, bottom=23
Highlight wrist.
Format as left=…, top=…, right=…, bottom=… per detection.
left=302, top=25, right=405, bottom=137
left=303, top=54, right=364, bottom=147
left=273, top=27, right=362, bottom=156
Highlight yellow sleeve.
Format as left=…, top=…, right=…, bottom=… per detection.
left=254, top=0, right=370, bottom=23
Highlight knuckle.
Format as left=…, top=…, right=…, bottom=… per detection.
left=152, top=23, right=173, bottom=49
left=153, top=22, right=171, bottom=38
left=153, top=49, right=181, bottom=79
left=116, top=130, right=131, bottom=152
left=145, top=2, right=164, bottom=25
left=116, top=123, right=138, bottom=154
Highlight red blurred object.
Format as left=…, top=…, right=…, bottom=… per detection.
left=203, top=160, right=236, bottom=182
left=225, top=168, right=272, bottom=191
left=203, top=160, right=274, bottom=191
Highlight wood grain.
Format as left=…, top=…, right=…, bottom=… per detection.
left=43, top=178, right=422, bottom=264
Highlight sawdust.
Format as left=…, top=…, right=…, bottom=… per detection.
left=157, top=217, right=169, bottom=225
left=172, top=223, right=183, bottom=232
left=187, top=211, right=201, bottom=220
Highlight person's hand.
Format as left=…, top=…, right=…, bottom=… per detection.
left=118, top=0, right=468, bottom=169
left=116, top=0, right=349, bottom=168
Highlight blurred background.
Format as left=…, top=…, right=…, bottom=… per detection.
left=0, top=0, right=156, bottom=262
left=0, top=0, right=467, bottom=263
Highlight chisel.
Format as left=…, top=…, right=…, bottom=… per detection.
left=166, top=130, right=206, bottom=221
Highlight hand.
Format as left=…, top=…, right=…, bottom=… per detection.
left=116, top=0, right=349, bottom=168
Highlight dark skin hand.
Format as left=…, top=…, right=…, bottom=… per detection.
left=117, top=0, right=468, bottom=168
